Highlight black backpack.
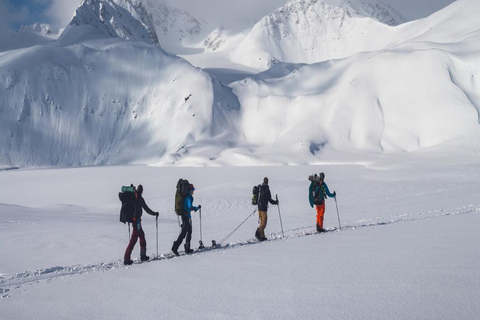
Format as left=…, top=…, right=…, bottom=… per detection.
left=119, top=185, right=136, bottom=223
left=175, top=179, right=190, bottom=215
left=312, top=182, right=325, bottom=205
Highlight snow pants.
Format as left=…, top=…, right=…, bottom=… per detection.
left=124, top=221, right=147, bottom=260
left=258, top=210, right=268, bottom=238
left=173, top=214, right=192, bottom=251
left=315, top=203, right=325, bottom=229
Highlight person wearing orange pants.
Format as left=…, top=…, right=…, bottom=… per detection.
left=315, top=202, right=326, bottom=230
left=309, top=172, right=336, bottom=232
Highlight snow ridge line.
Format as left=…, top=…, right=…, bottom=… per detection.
left=1, top=204, right=478, bottom=298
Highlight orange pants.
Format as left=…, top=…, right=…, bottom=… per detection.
left=315, top=203, right=325, bottom=229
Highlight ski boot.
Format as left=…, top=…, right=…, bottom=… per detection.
left=184, top=242, right=194, bottom=254
left=171, top=242, right=180, bottom=256
left=140, top=249, right=150, bottom=261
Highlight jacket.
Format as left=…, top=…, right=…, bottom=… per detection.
left=183, top=194, right=199, bottom=218
left=309, top=181, right=335, bottom=208
left=258, top=183, right=277, bottom=211
left=134, top=193, right=156, bottom=220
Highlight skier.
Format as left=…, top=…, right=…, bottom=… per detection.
left=309, top=172, right=336, bottom=232
left=172, top=184, right=201, bottom=256
left=124, top=185, right=159, bottom=265
left=255, top=177, right=278, bottom=241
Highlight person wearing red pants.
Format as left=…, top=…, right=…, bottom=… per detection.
left=309, top=172, right=336, bottom=232
left=124, top=185, right=159, bottom=265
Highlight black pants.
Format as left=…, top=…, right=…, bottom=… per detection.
left=173, top=214, right=192, bottom=250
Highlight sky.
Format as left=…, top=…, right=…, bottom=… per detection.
left=0, top=0, right=81, bottom=31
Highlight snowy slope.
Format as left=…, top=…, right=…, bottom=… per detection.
left=0, top=24, right=60, bottom=53
left=230, top=0, right=405, bottom=69
left=0, top=0, right=240, bottom=167
left=1, top=158, right=479, bottom=319
left=0, top=41, right=240, bottom=166
left=141, top=0, right=291, bottom=53
left=229, top=0, right=480, bottom=160
left=1, top=0, right=479, bottom=168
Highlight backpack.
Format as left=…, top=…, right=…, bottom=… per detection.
left=119, top=184, right=136, bottom=224
left=175, top=179, right=190, bottom=215
left=312, top=181, right=325, bottom=205
left=252, top=185, right=260, bottom=205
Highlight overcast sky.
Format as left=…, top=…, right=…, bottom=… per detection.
left=0, top=0, right=457, bottom=32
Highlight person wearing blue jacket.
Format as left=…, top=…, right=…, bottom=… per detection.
left=309, top=172, right=336, bottom=232
left=172, top=184, right=201, bottom=255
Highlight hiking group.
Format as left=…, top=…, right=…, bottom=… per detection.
left=119, top=172, right=336, bottom=265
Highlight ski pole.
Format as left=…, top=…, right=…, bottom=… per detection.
left=334, top=195, right=342, bottom=230
left=276, top=194, right=284, bottom=238
left=156, top=216, right=159, bottom=258
left=219, top=209, right=257, bottom=245
left=199, top=207, right=205, bottom=249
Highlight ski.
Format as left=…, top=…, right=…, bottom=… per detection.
left=126, top=227, right=339, bottom=266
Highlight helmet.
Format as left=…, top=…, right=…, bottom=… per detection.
left=319, top=172, right=325, bottom=180
left=189, top=184, right=195, bottom=191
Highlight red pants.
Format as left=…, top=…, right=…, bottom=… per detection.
left=315, top=203, right=325, bottom=229
left=124, top=221, right=146, bottom=260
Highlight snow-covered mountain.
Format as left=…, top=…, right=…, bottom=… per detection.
left=231, top=0, right=480, bottom=159
left=0, top=24, right=60, bottom=53
left=231, top=0, right=405, bottom=69
left=0, top=0, right=240, bottom=167
left=59, top=0, right=159, bottom=46
left=0, top=0, right=479, bottom=167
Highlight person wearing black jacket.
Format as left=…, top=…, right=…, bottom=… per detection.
left=124, top=185, right=159, bottom=265
left=255, top=177, right=278, bottom=241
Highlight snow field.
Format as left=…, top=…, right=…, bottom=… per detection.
left=1, top=157, right=479, bottom=319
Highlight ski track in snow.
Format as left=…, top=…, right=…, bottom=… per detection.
left=1, top=204, right=478, bottom=298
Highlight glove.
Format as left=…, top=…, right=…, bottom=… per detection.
left=155, top=212, right=159, bottom=217
left=198, top=205, right=202, bottom=209
left=275, top=200, right=279, bottom=205
left=333, top=191, right=336, bottom=197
